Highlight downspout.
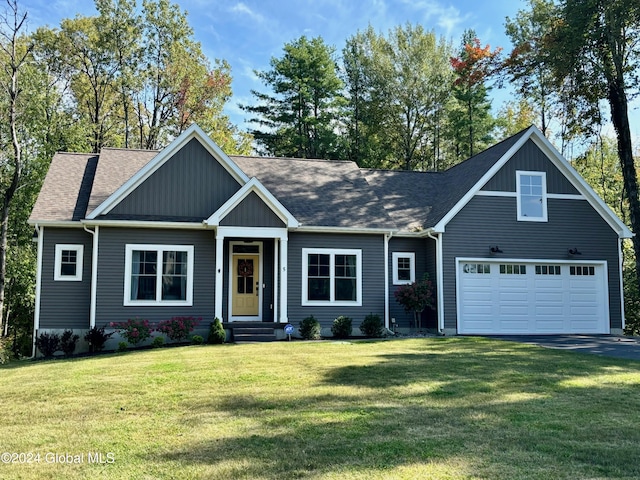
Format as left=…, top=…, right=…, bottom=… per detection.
left=32, top=224, right=44, bottom=358
left=83, top=225, right=99, bottom=329
left=619, top=237, right=626, bottom=333
left=384, top=231, right=393, bottom=330
left=426, top=230, right=445, bottom=334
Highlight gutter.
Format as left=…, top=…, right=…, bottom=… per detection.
left=426, top=230, right=445, bottom=334
left=32, top=224, right=43, bottom=358
left=384, top=230, right=393, bottom=330
left=83, top=225, right=99, bottom=329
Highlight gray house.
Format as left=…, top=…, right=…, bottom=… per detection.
left=28, top=124, right=632, bottom=351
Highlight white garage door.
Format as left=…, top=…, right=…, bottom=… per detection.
left=457, top=260, right=609, bottom=334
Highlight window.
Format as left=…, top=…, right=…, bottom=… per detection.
left=570, top=265, right=595, bottom=276
left=302, top=248, right=362, bottom=306
left=499, top=264, right=527, bottom=275
left=463, top=263, right=491, bottom=274
left=124, top=244, right=194, bottom=306
left=517, top=171, right=547, bottom=221
left=54, top=244, right=84, bottom=281
left=536, top=265, right=561, bottom=275
left=392, top=252, right=415, bottom=285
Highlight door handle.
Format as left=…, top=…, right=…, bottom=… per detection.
left=256, top=282, right=259, bottom=296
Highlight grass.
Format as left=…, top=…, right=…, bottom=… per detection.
left=1, top=337, right=640, bottom=479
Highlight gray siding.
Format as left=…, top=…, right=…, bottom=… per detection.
left=95, top=228, right=216, bottom=326
left=220, top=192, right=285, bottom=228
left=442, top=195, right=622, bottom=330
left=388, top=237, right=437, bottom=329
left=39, top=227, right=93, bottom=329
left=287, top=232, right=386, bottom=331
left=482, top=140, right=579, bottom=194
left=107, top=138, right=241, bottom=220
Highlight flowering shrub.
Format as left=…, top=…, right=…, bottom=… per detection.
left=157, top=316, right=201, bottom=341
left=394, top=274, right=434, bottom=329
left=110, top=318, right=153, bottom=345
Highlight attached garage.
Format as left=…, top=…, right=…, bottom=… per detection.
left=456, top=259, right=610, bottom=335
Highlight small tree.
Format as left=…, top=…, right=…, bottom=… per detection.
left=60, top=329, right=79, bottom=357
left=394, top=274, right=434, bottom=330
left=207, top=318, right=226, bottom=344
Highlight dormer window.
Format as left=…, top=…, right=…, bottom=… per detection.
left=516, top=171, right=547, bottom=222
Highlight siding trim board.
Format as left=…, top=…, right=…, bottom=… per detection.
left=476, top=190, right=586, bottom=201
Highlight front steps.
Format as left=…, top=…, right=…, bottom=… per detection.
left=229, top=324, right=278, bottom=342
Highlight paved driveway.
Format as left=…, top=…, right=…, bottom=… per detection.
left=485, top=335, right=640, bottom=361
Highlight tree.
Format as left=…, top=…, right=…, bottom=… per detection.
left=528, top=0, right=640, bottom=290
left=449, top=31, right=500, bottom=160
left=243, top=35, right=344, bottom=159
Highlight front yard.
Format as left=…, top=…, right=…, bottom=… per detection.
left=1, top=337, right=639, bottom=479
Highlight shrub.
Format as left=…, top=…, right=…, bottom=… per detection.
left=0, top=336, right=10, bottom=364
left=208, top=318, right=226, bottom=344
left=110, top=318, right=153, bottom=345
left=191, top=335, right=204, bottom=345
left=331, top=316, right=352, bottom=339
left=84, top=325, right=114, bottom=352
left=151, top=336, right=165, bottom=348
left=394, top=273, right=434, bottom=329
left=156, top=316, right=201, bottom=341
left=299, top=315, right=321, bottom=340
left=360, top=313, right=384, bottom=338
left=36, top=332, right=60, bottom=358
left=60, top=330, right=80, bottom=357
left=117, top=341, right=128, bottom=352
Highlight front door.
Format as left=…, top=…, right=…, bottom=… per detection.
left=232, top=254, right=260, bottom=316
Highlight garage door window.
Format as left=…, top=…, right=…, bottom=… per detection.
left=499, top=264, right=526, bottom=274
left=536, top=265, right=561, bottom=275
left=570, top=265, right=595, bottom=276
left=463, top=263, right=490, bottom=274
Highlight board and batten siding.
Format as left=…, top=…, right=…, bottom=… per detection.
left=39, top=227, right=93, bottom=329
left=220, top=192, right=285, bottom=228
left=388, top=237, right=437, bottom=329
left=442, top=195, right=622, bottom=331
left=106, top=138, right=241, bottom=220
left=482, top=140, right=579, bottom=194
left=94, top=227, right=216, bottom=326
left=287, top=232, right=386, bottom=329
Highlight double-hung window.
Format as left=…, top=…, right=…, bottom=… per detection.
left=124, top=244, right=194, bottom=306
left=516, top=171, right=547, bottom=221
left=392, top=252, right=415, bottom=285
left=54, top=244, right=83, bottom=281
left=302, top=248, right=362, bottom=306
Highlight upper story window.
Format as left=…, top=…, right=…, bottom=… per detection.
left=516, top=171, right=547, bottom=222
left=302, top=248, right=362, bottom=306
left=392, top=252, right=415, bottom=285
left=54, top=244, right=84, bottom=281
left=124, top=244, right=194, bottom=306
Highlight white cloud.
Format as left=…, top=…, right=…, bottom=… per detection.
left=230, top=2, right=266, bottom=24
left=398, top=0, right=471, bottom=38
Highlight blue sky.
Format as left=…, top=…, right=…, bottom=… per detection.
left=18, top=0, right=640, bottom=143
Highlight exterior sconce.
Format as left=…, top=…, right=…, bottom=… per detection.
left=568, top=248, right=582, bottom=256
left=489, top=246, right=503, bottom=254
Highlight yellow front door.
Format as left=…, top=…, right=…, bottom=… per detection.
left=232, top=254, right=260, bottom=316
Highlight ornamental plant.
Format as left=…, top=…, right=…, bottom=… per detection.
left=331, top=316, right=352, bottom=339
left=157, top=316, right=201, bottom=341
left=110, top=318, right=153, bottom=346
left=84, top=325, right=114, bottom=352
left=299, top=315, right=321, bottom=340
left=394, top=274, right=434, bottom=329
left=207, top=318, right=226, bottom=344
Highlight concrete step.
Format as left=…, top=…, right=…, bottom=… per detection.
left=232, top=327, right=277, bottom=343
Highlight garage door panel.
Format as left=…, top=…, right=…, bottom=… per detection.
left=458, top=260, right=608, bottom=335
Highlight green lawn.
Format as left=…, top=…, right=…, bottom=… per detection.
left=1, top=337, right=640, bottom=479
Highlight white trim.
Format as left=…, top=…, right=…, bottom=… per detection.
left=216, top=226, right=288, bottom=240
left=516, top=170, right=548, bottom=222
left=279, top=237, right=289, bottom=323
left=84, top=220, right=205, bottom=230
left=87, top=124, right=250, bottom=219
left=619, top=238, right=626, bottom=331
left=455, top=256, right=610, bottom=335
left=392, top=252, right=416, bottom=285
left=294, top=225, right=393, bottom=235
left=123, top=244, right=194, bottom=306
left=215, top=233, right=224, bottom=321
left=273, top=239, right=279, bottom=323
left=228, top=241, right=263, bottom=322
left=426, top=231, right=445, bottom=333
left=33, top=225, right=44, bottom=357
left=206, top=177, right=299, bottom=228
left=54, top=244, right=84, bottom=281
left=302, top=248, right=362, bottom=307
left=384, top=233, right=390, bottom=329
left=83, top=225, right=99, bottom=328
left=547, top=193, right=585, bottom=200
left=475, top=190, right=517, bottom=197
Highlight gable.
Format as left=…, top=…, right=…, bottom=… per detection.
left=219, top=191, right=286, bottom=228
left=481, top=140, right=579, bottom=194
left=104, top=138, right=241, bottom=221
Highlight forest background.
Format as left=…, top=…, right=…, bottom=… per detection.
left=0, top=0, right=638, bottom=358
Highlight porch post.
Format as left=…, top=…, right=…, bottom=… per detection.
left=273, top=238, right=279, bottom=323
left=215, top=231, right=224, bottom=321
left=279, top=236, right=288, bottom=323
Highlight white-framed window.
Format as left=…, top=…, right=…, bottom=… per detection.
left=463, top=263, right=491, bottom=274
left=392, top=252, right=415, bottom=285
left=516, top=171, right=548, bottom=222
left=124, top=244, right=194, bottom=306
left=54, top=244, right=84, bottom=281
left=302, top=248, right=362, bottom=306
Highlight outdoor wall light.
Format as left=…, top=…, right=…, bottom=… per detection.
left=568, top=248, right=582, bottom=255
left=489, top=246, right=503, bottom=254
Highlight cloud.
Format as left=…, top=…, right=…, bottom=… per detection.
left=398, top=0, right=470, bottom=38
left=229, top=2, right=266, bottom=24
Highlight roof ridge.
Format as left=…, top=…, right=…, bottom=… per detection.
left=54, top=151, right=98, bottom=157
left=100, top=147, right=159, bottom=153
left=231, top=154, right=355, bottom=164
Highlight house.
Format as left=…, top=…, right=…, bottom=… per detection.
left=28, top=124, right=632, bottom=353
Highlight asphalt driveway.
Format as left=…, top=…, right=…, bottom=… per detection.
left=485, top=335, right=640, bottom=361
